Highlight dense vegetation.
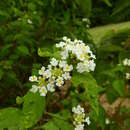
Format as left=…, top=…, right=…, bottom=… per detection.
left=0, top=0, right=130, bottom=130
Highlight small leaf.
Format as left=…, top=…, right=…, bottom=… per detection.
left=17, top=45, right=30, bottom=56
left=38, top=48, right=52, bottom=57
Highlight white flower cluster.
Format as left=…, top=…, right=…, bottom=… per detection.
left=29, top=58, right=73, bottom=96
left=123, top=58, right=130, bottom=66
left=126, top=73, right=130, bottom=80
left=56, top=36, right=96, bottom=73
left=123, top=58, right=130, bottom=80
left=72, top=105, right=91, bottom=130
left=105, top=118, right=110, bottom=124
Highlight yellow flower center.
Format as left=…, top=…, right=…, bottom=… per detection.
left=41, top=88, right=46, bottom=94
left=58, top=79, right=63, bottom=85
left=38, top=78, right=46, bottom=87
left=74, top=114, right=84, bottom=124
left=52, top=67, right=63, bottom=77
left=79, top=54, right=84, bottom=60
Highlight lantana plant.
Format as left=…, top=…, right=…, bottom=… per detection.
left=29, top=37, right=97, bottom=130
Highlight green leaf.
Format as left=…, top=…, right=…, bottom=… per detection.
left=76, top=0, right=92, bottom=17
left=112, top=79, right=125, bottom=97
left=0, top=44, right=13, bottom=59
left=42, top=121, right=59, bottom=130
left=112, top=0, right=130, bottom=16
left=101, top=0, right=112, bottom=7
left=38, top=47, right=52, bottom=57
left=42, top=110, right=72, bottom=130
left=53, top=118, right=73, bottom=130
left=99, top=44, right=123, bottom=52
left=89, top=21, right=130, bottom=45
left=17, top=45, right=30, bottom=56
left=0, top=108, right=22, bottom=130
left=21, top=92, right=46, bottom=128
left=0, top=92, right=46, bottom=129
left=72, top=72, right=99, bottom=115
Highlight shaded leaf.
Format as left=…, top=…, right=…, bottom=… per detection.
left=72, top=72, right=99, bottom=115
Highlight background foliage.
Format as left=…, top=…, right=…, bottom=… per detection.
left=0, top=0, right=130, bottom=130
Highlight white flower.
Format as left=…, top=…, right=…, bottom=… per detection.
left=48, top=64, right=52, bottom=70
left=123, top=58, right=128, bottom=66
left=56, top=37, right=96, bottom=73
left=63, top=36, right=67, bottom=41
left=126, top=73, right=130, bottom=79
left=86, top=24, right=90, bottom=28
left=82, top=18, right=89, bottom=22
left=75, top=124, right=84, bottom=130
left=90, top=52, right=96, bottom=59
left=50, top=58, right=58, bottom=66
left=43, top=69, right=51, bottom=78
left=56, top=41, right=66, bottom=48
left=59, top=60, right=67, bottom=68
left=56, top=76, right=64, bottom=87
left=39, top=86, right=47, bottom=96
left=63, top=64, right=73, bottom=72
left=61, top=50, right=69, bottom=60
left=76, top=62, right=87, bottom=73
left=128, top=60, right=130, bottom=66
left=29, top=75, right=37, bottom=82
left=62, top=72, right=71, bottom=80
left=105, top=118, right=110, bottom=124
left=123, top=58, right=130, bottom=66
left=72, top=105, right=84, bottom=114
left=72, top=105, right=91, bottom=129
left=85, top=117, right=91, bottom=125
left=30, top=85, right=39, bottom=93
left=39, top=66, right=45, bottom=75
left=89, top=60, right=96, bottom=71
left=77, top=53, right=85, bottom=61
left=65, top=44, right=74, bottom=52
left=47, top=83, right=55, bottom=92
left=27, top=19, right=32, bottom=24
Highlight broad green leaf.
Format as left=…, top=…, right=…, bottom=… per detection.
left=42, top=118, right=73, bottom=130
left=89, top=21, right=130, bottom=45
left=72, top=72, right=99, bottom=115
left=0, top=108, right=22, bottom=130
left=53, top=118, right=73, bottom=130
left=42, top=121, right=59, bottom=130
left=21, top=92, right=46, bottom=128
left=42, top=110, right=72, bottom=130
left=0, top=92, right=46, bottom=130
